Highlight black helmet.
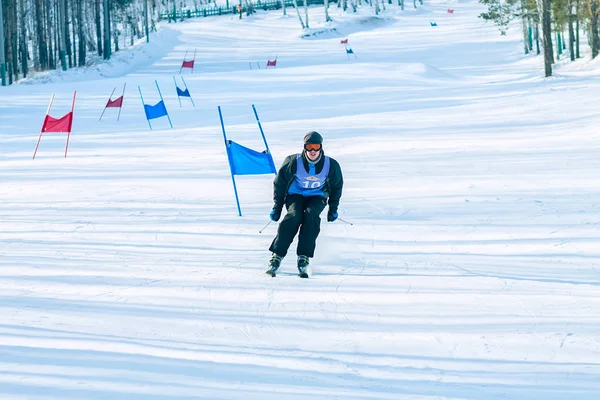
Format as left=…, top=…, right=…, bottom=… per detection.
left=303, top=131, right=323, bottom=145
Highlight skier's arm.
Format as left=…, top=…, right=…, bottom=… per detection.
left=327, top=159, right=343, bottom=212
left=272, top=155, right=295, bottom=211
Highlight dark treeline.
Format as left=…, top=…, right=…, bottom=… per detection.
left=0, top=0, right=206, bottom=85
left=0, top=0, right=425, bottom=85
left=4, top=0, right=584, bottom=83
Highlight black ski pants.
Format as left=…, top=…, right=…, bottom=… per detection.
left=269, top=194, right=327, bottom=258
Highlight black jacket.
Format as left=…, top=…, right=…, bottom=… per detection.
left=273, top=151, right=343, bottom=212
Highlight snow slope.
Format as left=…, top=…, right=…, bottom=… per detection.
left=1, top=1, right=599, bottom=399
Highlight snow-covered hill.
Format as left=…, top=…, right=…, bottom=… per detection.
left=1, top=2, right=599, bottom=399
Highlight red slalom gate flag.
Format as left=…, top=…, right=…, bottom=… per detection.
left=33, top=91, right=77, bottom=159
left=106, top=96, right=123, bottom=108
left=179, top=49, right=196, bottom=73
left=41, top=112, right=73, bottom=133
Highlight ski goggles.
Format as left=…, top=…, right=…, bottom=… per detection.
left=304, top=143, right=322, bottom=152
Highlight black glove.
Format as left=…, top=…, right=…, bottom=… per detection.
left=270, top=205, right=282, bottom=222
left=327, top=208, right=338, bottom=222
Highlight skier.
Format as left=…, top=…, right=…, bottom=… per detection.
left=266, top=131, right=344, bottom=278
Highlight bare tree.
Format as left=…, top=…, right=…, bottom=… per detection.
left=542, top=0, right=553, bottom=76
left=588, top=0, right=600, bottom=58
left=324, top=0, right=332, bottom=21
left=103, top=0, right=111, bottom=59
left=0, top=0, right=6, bottom=85
left=96, top=0, right=103, bottom=55
left=78, top=0, right=86, bottom=66
left=304, top=0, right=309, bottom=27
left=292, top=0, right=306, bottom=29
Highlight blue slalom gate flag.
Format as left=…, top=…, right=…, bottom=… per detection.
left=218, top=104, right=276, bottom=216
left=176, top=87, right=190, bottom=97
left=173, top=76, right=195, bottom=107
left=226, top=140, right=276, bottom=176
left=138, top=81, right=173, bottom=129
left=430, top=21, right=438, bottom=27
left=346, top=46, right=357, bottom=59
left=144, top=101, right=168, bottom=120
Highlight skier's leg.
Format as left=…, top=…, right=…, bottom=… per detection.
left=269, top=195, right=305, bottom=258
left=296, top=196, right=327, bottom=258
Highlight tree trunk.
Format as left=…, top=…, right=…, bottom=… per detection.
left=144, top=0, right=149, bottom=42
left=35, top=0, right=47, bottom=70
left=78, top=0, right=86, bottom=66
left=535, top=23, right=540, bottom=55
left=568, top=13, right=575, bottom=61
left=130, top=14, right=135, bottom=46
left=522, top=13, right=529, bottom=54
left=112, top=6, right=118, bottom=53
left=32, top=4, right=39, bottom=68
left=96, top=0, right=102, bottom=56
left=59, top=0, right=68, bottom=70
left=46, top=0, right=54, bottom=70
left=11, top=1, right=18, bottom=81
left=65, top=0, right=72, bottom=68
left=103, top=0, right=111, bottom=59
left=324, top=0, right=332, bottom=21
left=292, top=0, right=306, bottom=29
left=541, top=0, right=552, bottom=76
left=304, top=0, right=309, bottom=27
left=83, top=0, right=93, bottom=52
left=19, top=0, right=28, bottom=78
left=71, top=0, right=77, bottom=66
left=0, top=0, right=5, bottom=85
left=5, top=0, right=16, bottom=83
left=591, top=2, right=600, bottom=58
left=575, top=16, right=580, bottom=58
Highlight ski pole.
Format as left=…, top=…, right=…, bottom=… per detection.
left=259, top=220, right=273, bottom=233
left=338, top=217, right=353, bottom=226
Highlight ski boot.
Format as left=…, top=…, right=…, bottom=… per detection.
left=297, top=255, right=310, bottom=278
left=265, top=253, right=283, bottom=277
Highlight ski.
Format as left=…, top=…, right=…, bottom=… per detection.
left=265, top=269, right=309, bottom=278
